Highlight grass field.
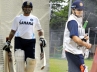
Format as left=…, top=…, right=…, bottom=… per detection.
left=50, top=58, right=93, bottom=72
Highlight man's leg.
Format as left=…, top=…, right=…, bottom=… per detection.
left=66, top=51, right=88, bottom=72
left=66, top=51, right=81, bottom=72
left=14, top=37, right=25, bottom=72
left=25, top=58, right=36, bottom=72
left=24, top=39, right=36, bottom=72
left=15, top=49, right=25, bottom=72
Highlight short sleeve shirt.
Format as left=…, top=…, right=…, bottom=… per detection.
left=67, top=20, right=79, bottom=38
left=11, top=14, right=42, bottom=39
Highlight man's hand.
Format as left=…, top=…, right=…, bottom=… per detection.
left=84, top=34, right=89, bottom=40
left=83, top=41, right=92, bottom=49
left=3, top=40, right=11, bottom=50
left=81, top=34, right=89, bottom=42
left=3, top=37, right=11, bottom=52
left=39, top=36, right=47, bottom=47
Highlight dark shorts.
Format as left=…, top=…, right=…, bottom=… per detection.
left=65, top=51, right=84, bottom=72
left=14, top=37, right=36, bottom=61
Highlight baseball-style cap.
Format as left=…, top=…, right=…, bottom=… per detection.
left=71, top=0, right=84, bottom=10
left=22, top=1, right=33, bottom=8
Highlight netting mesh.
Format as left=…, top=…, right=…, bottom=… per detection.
left=0, top=0, right=23, bottom=37
left=0, top=35, right=4, bottom=72
left=82, top=0, right=97, bottom=55
left=0, top=0, right=49, bottom=72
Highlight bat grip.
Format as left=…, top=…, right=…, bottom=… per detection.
left=40, top=45, right=43, bottom=53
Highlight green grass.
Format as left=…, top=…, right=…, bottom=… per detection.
left=50, top=58, right=93, bottom=72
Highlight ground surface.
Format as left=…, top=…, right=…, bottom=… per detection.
left=50, top=58, right=93, bottom=72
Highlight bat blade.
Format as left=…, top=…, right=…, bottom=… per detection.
left=3, top=37, right=14, bottom=72
left=41, top=51, right=46, bottom=70
left=3, top=50, right=9, bottom=72
left=40, top=45, right=46, bottom=70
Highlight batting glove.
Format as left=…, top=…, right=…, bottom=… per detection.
left=81, top=38, right=86, bottom=42
left=39, top=36, right=47, bottom=47
left=3, top=40, right=11, bottom=51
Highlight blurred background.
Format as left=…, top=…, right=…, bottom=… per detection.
left=49, top=0, right=97, bottom=72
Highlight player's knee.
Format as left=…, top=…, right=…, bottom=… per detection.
left=25, top=58, right=36, bottom=72
left=15, top=49, right=25, bottom=72
left=26, top=58, right=36, bottom=65
left=15, top=49, right=25, bottom=60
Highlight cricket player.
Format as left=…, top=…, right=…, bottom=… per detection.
left=63, top=0, right=92, bottom=72
left=3, top=1, right=46, bottom=72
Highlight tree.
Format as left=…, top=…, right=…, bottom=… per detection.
left=50, top=0, right=69, bottom=30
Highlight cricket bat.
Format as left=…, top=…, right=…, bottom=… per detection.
left=83, top=20, right=88, bottom=29
left=40, top=45, right=46, bottom=70
left=3, top=37, right=14, bottom=72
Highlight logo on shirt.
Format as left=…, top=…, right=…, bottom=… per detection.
left=30, top=18, right=33, bottom=21
left=79, top=2, right=83, bottom=7
left=19, top=19, right=33, bottom=25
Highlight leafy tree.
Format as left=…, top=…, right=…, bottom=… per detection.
left=50, top=0, right=69, bottom=30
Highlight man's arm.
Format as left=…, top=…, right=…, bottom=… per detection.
left=37, top=29, right=46, bottom=47
left=8, top=30, right=16, bottom=41
left=72, top=36, right=91, bottom=49
left=37, top=29, right=44, bottom=37
left=67, top=20, right=91, bottom=49
left=3, top=30, right=16, bottom=50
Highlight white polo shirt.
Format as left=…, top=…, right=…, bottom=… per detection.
left=11, top=14, right=42, bottom=39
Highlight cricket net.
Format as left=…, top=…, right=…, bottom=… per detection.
left=0, top=35, right=4, bottom=72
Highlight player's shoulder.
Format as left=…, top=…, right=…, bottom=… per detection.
left=14, top=14, right=23, bottom=19
left=13, top=14, right=23, bottom=21
left=68, top=14, right=76, bottom=21
left=68, top=20, right=78, bottom=26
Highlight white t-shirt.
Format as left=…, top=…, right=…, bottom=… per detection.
left=11, top=14, right=42, bottom=39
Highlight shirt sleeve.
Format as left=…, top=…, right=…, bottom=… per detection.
left=11, top=17, right=18, bottom=31
left=35, top=17, right=42, bottom=30
left=67, top=20, right=79, bottom=38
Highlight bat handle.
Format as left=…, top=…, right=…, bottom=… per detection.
left=83, top=20, right=88, bottom=29
left=40, top=45, right=44, bottom=53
